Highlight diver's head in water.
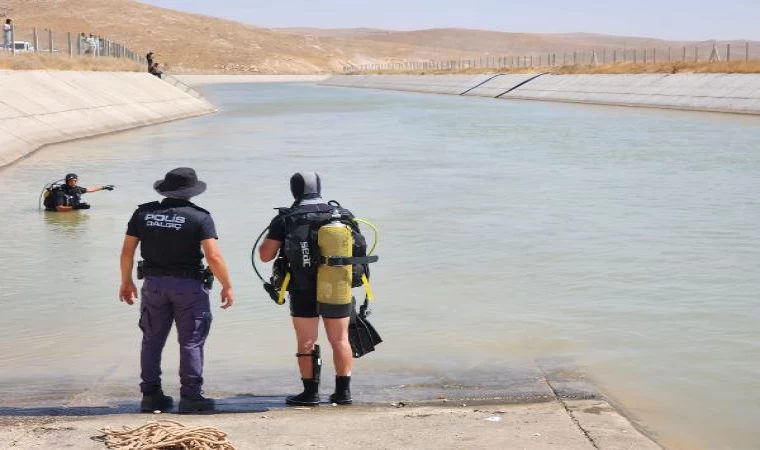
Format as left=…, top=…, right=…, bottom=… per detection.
left=290, top=172, right=322, bottom=201
left=65, top=173, right=79, bottom=188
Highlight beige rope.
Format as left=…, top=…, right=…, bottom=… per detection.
left=95, top=420, right=236, bottom=450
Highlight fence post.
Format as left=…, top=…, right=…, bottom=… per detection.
left=668, top=47, right=671, bottom=62
left=747, top=42, right=750, bottom=62
left=653, top=48, right=656, bottom=63
left=67, top=32, right=72, bottom=57
left=634, top=49, right=637, bottom=64
left=33, top=27, right=38, bottom=53
left=727, top=44, right=731, bottom=63
left=682, top=46, right=686, bottom=62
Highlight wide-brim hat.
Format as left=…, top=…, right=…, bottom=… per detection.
left=153, top=167, right=207, bottom=199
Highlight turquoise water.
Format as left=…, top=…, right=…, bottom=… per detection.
left=1, top=83, right=759, bottom=449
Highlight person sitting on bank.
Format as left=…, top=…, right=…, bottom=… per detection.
left=149, top=62, right=163, bottom=79
left=46, top=173, right=114, bottom=212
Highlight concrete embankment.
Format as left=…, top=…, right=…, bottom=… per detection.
left=0, top=71, right=216, bottom=168
left=322, top=73, right=760, bottom=115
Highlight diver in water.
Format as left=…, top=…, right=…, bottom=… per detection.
left=44, top=173, right=114, bottom=212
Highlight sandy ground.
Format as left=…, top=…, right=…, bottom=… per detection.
left=0, top=398, right=661, bottom=449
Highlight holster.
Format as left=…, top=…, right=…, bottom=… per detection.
left=203, top=266, right=214, bottom=290
left=136, top=261, right=145, bottom=280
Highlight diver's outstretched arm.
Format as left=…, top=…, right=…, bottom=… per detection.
left=86, top=185, right=114, bottom=193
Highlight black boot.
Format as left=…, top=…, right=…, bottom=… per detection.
left=178, top=394, right=215, bottom=413
left=286, top=378, right=320, bottom=406
left=329, top=376, right=353, bottom=405
left=140, top=388, right=173, bottom=412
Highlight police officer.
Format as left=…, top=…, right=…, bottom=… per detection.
left=48, top=173, right=114, bottom=211
left=119, top=167, right=234, bottom=413
left=259, top=172, right=355, bottom=406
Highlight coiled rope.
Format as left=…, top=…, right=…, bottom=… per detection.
left=95, top=420, right=236, bottom=450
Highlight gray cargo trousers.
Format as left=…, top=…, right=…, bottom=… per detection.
left=139, top=276, right=212, bottom=397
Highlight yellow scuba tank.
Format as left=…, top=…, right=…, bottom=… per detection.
left=317, top=221, right=353, bottom=305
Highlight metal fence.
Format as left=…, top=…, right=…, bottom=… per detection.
left=344, top=42, right=760, bottom=73
left=1, top=23, right=145, bottom=64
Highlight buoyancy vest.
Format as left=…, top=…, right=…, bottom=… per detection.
left=277, top=202, right=369, bottom=291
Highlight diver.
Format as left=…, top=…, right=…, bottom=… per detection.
left=44, top=173, right=114, bottom=212
left=258, top=172, right=379, bottom=406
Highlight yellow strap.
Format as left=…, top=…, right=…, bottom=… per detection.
left=277, top=272, right=291, bottom=305
left=361, top=274, right=374, bottom=302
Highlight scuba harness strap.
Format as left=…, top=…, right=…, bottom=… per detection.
left=295, top=344, right=321, bottom=384
left=252, top=202, right=379, bottom=305
left=322, top=255, right=379, bottom=266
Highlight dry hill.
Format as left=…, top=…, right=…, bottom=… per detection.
left=5, top=0, right=479, bottom=73
left=6, top=0, right=345, bottom=73
left=5, top=1, right=759, bottom=73
left=282, top=27, right=760, bottom=62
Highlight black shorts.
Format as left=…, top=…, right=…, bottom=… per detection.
left=289, top=290, right=353, bottom=319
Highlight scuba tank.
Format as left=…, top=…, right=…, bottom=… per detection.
left=316, top=214, right=354, bottom=307
left=251, top=204, right=380, bottom=305
left=39, top=179, right=65, bottom=211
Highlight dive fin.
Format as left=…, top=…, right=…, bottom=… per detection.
left=348, top=298, right=382, bottom=358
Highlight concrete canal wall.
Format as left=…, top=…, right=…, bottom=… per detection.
left=322, top=74, right=501, bottom=95
left=322, top=73, right=760, bottom=115
left=0, top=71, right=216, bottom=168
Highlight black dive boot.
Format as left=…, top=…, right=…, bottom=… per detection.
left=140, top=389, right=173, bottom=412
left=286, top=345, right=322, bottom=406
left=178, top=394, right=215, bottom=413
left=285, top=378, right=320, bottom=406
left=329, top=376, right=353, bottom=405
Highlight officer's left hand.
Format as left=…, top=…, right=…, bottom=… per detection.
left=103, top=185, right=115, bottom=191
left=220, top=286, right=234, bottom=309
left=119, top=281, right=138, bottom=305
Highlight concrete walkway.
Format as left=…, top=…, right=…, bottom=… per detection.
left=0, top=397, right=660, bottom=449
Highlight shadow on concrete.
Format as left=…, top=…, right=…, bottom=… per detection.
left=0, top=394, right=283, bottom=417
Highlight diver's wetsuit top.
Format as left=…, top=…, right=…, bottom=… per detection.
left=50, top=185, right=87, bottom=209
left=126, top=198, right=217, bottom=271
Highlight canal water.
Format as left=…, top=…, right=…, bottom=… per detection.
left=1, top=82, right=759, bottom=449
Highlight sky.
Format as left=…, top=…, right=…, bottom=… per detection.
left=138, top=0, right=760, bottom=41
